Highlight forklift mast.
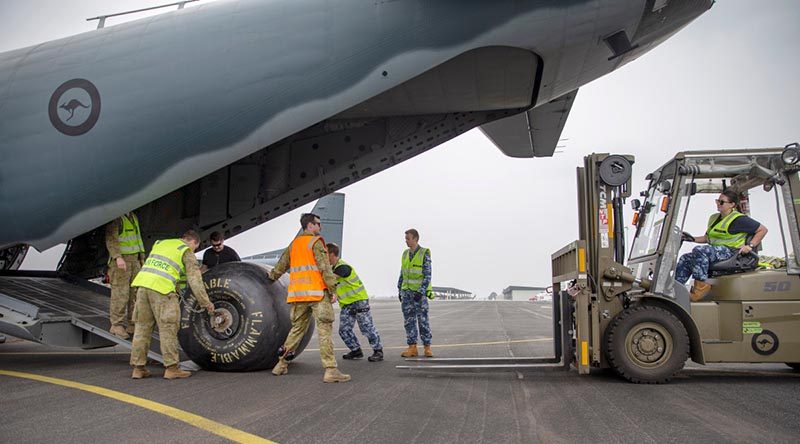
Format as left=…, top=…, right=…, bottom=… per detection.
left=552, top=154, right=636, bottom=373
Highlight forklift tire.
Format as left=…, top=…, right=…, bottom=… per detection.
left=178, top=262, right=313, bottom=372
left=785, top=363, right=800, bottom=371
left=606, top=305, right=689, bottom=384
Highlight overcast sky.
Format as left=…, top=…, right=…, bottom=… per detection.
left=3, top=1, right=799, bottom=298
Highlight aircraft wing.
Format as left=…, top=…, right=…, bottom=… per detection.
left=480, top=90, right=578, bottom=158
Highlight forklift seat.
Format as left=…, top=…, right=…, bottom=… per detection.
left=708, top=251, right=759, bottom=277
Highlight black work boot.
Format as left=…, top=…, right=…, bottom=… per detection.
left=368, top=349, right=384, bottom=362
left=342, top=348, right=364, bottom=360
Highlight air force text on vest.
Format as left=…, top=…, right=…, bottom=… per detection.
left=146, top=258, right=173, bottom=272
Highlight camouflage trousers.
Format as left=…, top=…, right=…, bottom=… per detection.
left=339, top=299, right=382, bottom=352
left=283, top=293, right=337, bottom=369
left=676, top=245, right=736, bottom=284
left=401, top=290, right=432, bottom=345
left=109, top=254, right=141, bottom=327
left=130, top=288, right=181, bottom=367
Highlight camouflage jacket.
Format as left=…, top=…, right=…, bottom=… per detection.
left=104, top=214, right=144, bottom=261
left=182, top=249, right=212, bottom=308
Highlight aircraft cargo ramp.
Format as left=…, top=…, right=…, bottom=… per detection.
left=0, top=271, right=173, bottom=364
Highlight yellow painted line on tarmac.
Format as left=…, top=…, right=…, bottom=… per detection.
left=0, top=370, right=275, bottom=444
left=306, top=337, right=553, bottom=352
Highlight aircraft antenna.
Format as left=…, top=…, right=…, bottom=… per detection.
left=87, top=0, right=199, bottom=29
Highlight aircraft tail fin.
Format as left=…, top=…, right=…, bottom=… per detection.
left=243, top=193, right=345, bottom=265
left=480, top=89, right=577, bottom=158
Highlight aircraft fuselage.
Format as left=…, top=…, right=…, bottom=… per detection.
left=0, top=0, right=712, bottom=267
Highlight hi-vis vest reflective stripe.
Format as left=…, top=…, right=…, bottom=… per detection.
left=287, top=235, right=328, bottom=303
left=118, top=213, right=145, bottom=255
left=334, top=259, right=368, bottom=307
left=401, top=247, right=432, bottom=293
left=132, top=239, right=188, bottom=295
left=706, top=210, right=747, bottom=248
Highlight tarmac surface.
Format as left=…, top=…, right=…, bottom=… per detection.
left=2, top=300, right=800, bottom=443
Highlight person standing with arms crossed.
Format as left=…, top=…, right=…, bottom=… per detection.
left=398, top=228, right=434, bottom=358
left=106, top=211, right=146, bottom=340
left=268, top=213, right=351, bottom=383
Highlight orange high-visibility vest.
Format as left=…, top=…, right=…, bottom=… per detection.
left=287, top=235, right=328, bottom=303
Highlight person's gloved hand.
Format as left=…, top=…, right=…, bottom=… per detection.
left=205, top=303, right=215, bottom=315
left=426, top=290, right=434, bottom=300
left=681, top=231, right=695, bottom=242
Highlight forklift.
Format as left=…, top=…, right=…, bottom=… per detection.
left=400, top=145, right=800, bottom=383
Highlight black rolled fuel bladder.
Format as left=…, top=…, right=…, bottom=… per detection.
left=178, top=261, right=314, bottom=371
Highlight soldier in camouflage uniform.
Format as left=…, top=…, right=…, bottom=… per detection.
left=105, top=212, right=146, bottom=339
left=327, top=243, right=383, bottom=362
left=398, top=228, right=434, bottom=358
left=129, top=230, right=215, bottom=379
left=268, top=213, right=351, bottom=383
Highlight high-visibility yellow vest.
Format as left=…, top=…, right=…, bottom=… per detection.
left=118, top=213, right=145, bottom=255
left=333, top=259, right=368, bottom=308
left=132, top=239, right=188, bottom=295
left=706, top=211, right=747, bottom=248
left=401, top=247, right=432, bottom=293
left=287, top=235, right=328, bottom=303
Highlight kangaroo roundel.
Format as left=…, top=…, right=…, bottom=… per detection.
left=48, top=78, right=101, bottom=136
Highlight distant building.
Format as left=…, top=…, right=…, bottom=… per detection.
left=432, top=286, right=474, bottom=300
left=501, top=286, right=547, bottom=301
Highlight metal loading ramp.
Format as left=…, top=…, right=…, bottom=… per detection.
left=0, top=271, right=179, bottom=364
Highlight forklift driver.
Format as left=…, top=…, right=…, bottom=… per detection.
left=676, top=189, right=768, bottom=301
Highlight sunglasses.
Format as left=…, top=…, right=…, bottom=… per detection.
left=211, top=242, right=223, bottom=248
left=715, top=199, right=732, bottom=205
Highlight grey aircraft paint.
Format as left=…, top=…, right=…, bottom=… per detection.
left=0, top=0, right=712, bottom=265
left=243, top=192, right=345, bottom=266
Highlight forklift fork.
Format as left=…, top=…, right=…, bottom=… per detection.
left=396, top=292, right=574, bottom=372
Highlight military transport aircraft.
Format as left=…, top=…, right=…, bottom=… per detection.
left=0, top=0, right=713, bottom=370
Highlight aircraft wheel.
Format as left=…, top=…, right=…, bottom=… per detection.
left=785, top=363, right=800, bottom=371
left=178, top=262, right=313, bottom=371
left=606, top=305, right=689, bottom=384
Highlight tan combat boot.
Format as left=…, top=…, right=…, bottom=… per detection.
left=690, top=280, right=713, bottom=302
left=131, top=366, right=151, bottom=379
left=423, top=345, right=434, bottom=358
left=109, top=325, right=129, bottom=340
left=400, top=344, right=418, bottom=357
left=323, top=368, right=351, bottom=383
left=164, top=365, right=192, bottom=379
left=271, top=358, right=289, bottom=376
